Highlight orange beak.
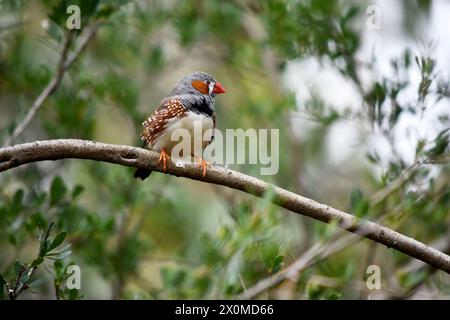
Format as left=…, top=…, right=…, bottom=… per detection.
left=213, top=82, right=226, bottom=94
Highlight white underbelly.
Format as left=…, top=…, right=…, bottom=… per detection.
left=150, top=111, right=214, bottom=157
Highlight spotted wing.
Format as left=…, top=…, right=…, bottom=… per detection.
left=140, top=98, right=187, bottom=146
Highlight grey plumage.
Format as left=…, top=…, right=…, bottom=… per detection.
left=170, top=71, right=217, bottom=96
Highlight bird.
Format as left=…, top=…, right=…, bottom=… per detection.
left=134, top=71, right=226, bottom=180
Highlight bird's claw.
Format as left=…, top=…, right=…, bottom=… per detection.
left=196, top=157, right=209, bottom=178
left=158, top=149, right=170, bottom=173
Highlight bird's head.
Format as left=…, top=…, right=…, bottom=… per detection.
left=170, top=71, right=226, bottom=97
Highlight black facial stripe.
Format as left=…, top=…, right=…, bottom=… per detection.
left=176, top=95, right=215, bottom=117
left=190, top=97, right=214, bottom=117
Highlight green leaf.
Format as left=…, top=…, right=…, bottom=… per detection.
left=31, top=257, right=44, bottom=268
left=45, top=20, right=64, bottom=43
left=270, top=255, right=284, bottom=274
left=327, top=291, right=341, bottom=300
left=350, top=189, right=363, bottom=211
left=39, top=239, right=50, bottom=257
left=399, top=270, right=428, bottom=288
left=27, top=278, right=46, bottom=289
left=54, top=260, right=64, bottom=278
left=95, top=3, right=116, bottom=20
left=46, top=250, right=72, bottom=261
left=366, top=152, right=380, bottom=164
left=425, top=129, right=449, bottom=158
left=54, top=243, right=72, bottom=253
left=260, top=242, right=279, bottom=268
left=48, top=232, right=67, bottom=252
left=11, top=189, right=24, bottom=213
left=349, top=189, right=369, bottom=217
left=71, top=185, right=85, bottom=199
left=20, top=273, right=30, bottom=285
left=14, top=261, right=24, bottom=275
left=415, top=139, right=426, bottom=157
left=161, top=267, right=187, bottom=289
left=50, top=176, right=67, bottom=206
left=46, top=245, right=71, bottom=256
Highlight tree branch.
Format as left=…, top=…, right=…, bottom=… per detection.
left=1, top=139, right=450, bottom=276
left=240, top=156, right=449, bottom=299
left=2, top=25, right=97, bottom=147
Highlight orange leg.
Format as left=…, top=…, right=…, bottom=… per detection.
left=158, top=149, right=170, bottom=173
left=195, top=157, right=209, bottom=178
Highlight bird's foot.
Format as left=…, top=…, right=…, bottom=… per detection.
left=158, top=149, right=170, bottom=173
left=195, top=157, right=209, bottom=178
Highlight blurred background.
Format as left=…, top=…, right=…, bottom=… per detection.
left=0, top=0, right=449, bottom=299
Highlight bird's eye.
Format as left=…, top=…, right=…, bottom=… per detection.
left=206, top=80, right=210, bottom=85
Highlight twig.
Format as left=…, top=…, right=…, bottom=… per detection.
left=63, top=25, right=97, bottom=71
left=2, top=26, right=97, bottom=147
left=236, top=233, right=358, bottom=299
left=370, top=162, right=420, bottom=205
left=1, top=139, right=450, bottom=276
left=5, top=223, right=54, bottom=300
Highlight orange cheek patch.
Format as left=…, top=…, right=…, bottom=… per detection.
left=191, top=80, right=208, bottom=94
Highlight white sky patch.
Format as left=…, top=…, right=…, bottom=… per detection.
left=285, top=0, right=450, bottom=169
left=427, top=0, right=450, bottom=79
left=359, top=0, right=450, bottom=166
left=284, top=57, right=362, bottom=113
left=325, top=119, right=362, bottom=165
left=284, top=57, right=362, bottom=148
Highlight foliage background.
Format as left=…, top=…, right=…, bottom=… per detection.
left=0, top=0, right=449, bottom=299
